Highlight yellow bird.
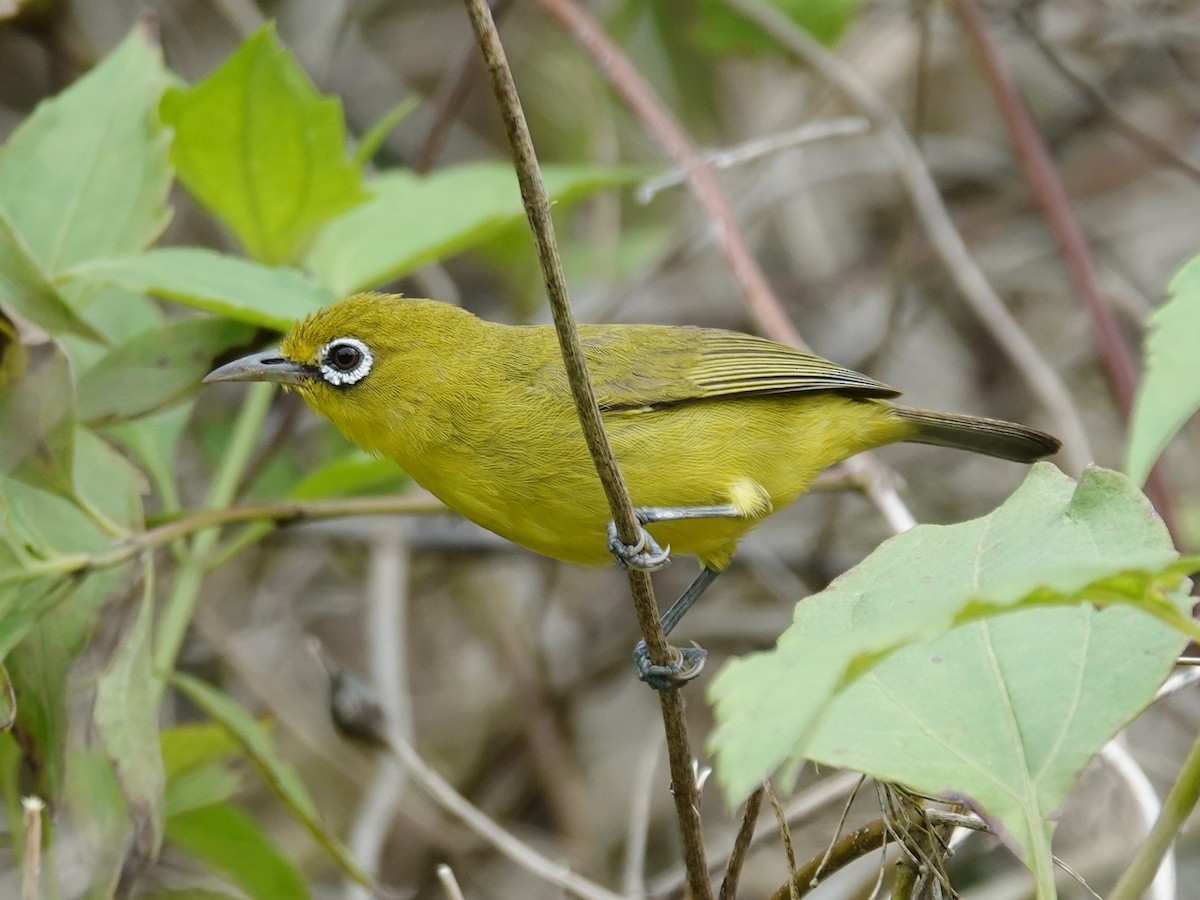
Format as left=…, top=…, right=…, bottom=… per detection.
left=206, top=293, right=1059, bottom=688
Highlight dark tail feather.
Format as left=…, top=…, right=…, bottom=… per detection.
left=893, top=404, right=1061, bottom=464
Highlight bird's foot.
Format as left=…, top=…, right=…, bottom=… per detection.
left=606, top=520, right=671, bottom=572
left=633, top=639, right=707, bottom=691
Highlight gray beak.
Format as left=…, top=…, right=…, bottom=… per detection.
left=203, top=349, right=310, bottom=385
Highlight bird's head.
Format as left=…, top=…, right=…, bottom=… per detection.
left=204, top=293, right=466, bottom=454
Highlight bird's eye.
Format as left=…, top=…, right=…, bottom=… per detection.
left=331, top=344, right=361, bottom=371
left=317, top=337, right=373, bottom=386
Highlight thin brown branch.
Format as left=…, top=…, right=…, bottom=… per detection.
left=719, top=0, right=1092, bottom=473
left=718, top=785, right=764, bottom=900
left=459, top=3, right=712, bottom=898
left=766, top=780, right=800, bottom=900
left=950, top=0, right=1181, bottom=542
left=768, top=817, right=888, bottom=900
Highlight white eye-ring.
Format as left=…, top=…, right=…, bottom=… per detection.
left=318, top=337, right=373, bottom=386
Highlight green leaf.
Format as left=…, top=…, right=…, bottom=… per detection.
left=710, top=465, right=1191, bottom=872
left=1126, top=252, right=1200, bottom=485
left=65, top=247, right=337, bottom=331
left=0, top=665, right=14, bottom=732
left=94, top=563, right=165, bottom=864
left=73, top=426, right=146, bottom=532
left=307, top=161, right=647, bottom=294
left=0, top=24, right=170, bottom=273
left=165, top=763, right=242, bottom=818
left=807, top=603, right=1185, bottom=890
left=77, top=316, right=256, bottom=424
left=161, top=720, right=246, bottom=781
left=104, top=405, right=192, bottom=512
left=694, top=0, right=864, bottom=54
left=353, top=97, right=418, bottom=167
left=289, top=450, right=407, bottom=500
left=5, top=570, right=123, bottom=802
left=160, top=24, right=366, bottom=265
left=0, top=211, right=102, bottom=340
left=171, top=673, right=374, bottom=888
left=165, top=803, right=311, bottom=900
left=0, top=343, right=76, bottom=498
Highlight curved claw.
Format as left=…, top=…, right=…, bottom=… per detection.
left=633, top=639, right=707, bottom=691
left=606, top=520, right=672, bottom=572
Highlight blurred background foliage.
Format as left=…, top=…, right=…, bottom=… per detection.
left=0, top=0, right=1199, bottom=897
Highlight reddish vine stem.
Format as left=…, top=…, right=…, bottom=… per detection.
left=951, top=0, right=1181, bottom=544
left=534, top=0, right=803, bottom=349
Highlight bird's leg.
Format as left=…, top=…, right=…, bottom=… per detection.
left=605, top=503, right=741, bottom=571
left=634, top=566, right=721, bottom=691
left=606, top=502, right=742, bottom=691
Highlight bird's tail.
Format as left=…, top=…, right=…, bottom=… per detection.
left=892, top=405, right=1060, bottom=463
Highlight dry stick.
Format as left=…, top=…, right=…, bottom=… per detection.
left=951, top=0, right=1181, bottom=542
left=718, top=785, right=764, bottom=900
left=720, top=0, right=1092, bottom=473
left=459, top=3, right=713, bottom=899
left=765, top=781, right=800, bottom=900
left=21, top=797, right=43, bottom=900
left=649, top=770, right=864, bottom=899
left=535, top=0, right=918, bottom=537
left=768, top=817, right=888, bottom=900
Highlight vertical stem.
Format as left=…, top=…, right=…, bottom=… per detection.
left=152, top=382, right=275, bottom=688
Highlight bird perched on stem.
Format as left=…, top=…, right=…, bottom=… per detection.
left=206, top=293, right=1060, bottom=689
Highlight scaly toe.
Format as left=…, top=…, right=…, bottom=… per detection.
left=607, top=521, right=671, bottom=572
left=633, top=640, right=707, bottom=691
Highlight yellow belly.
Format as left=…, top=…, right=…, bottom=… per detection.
left=397, top=394, right=911, bottom=571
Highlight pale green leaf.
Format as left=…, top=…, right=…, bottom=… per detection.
left=94, top=563, right=165, bottom=863
left=0, top=344, right=76, bottom=498
left=1126, top=252, right=1200, bottom=485
left=710, top=465, right=1190, bottom=854
left=164, top=764, right=243, bottom=818
left=289, top=450, right=407, bottom=500
left=0, top=25, right=170, bottom=273
left=353, top=97, right=418, bottom=167
left=307, top=161, right=647, bottom=294
left=65, top=247, right=336, bottom=331
left=806, top=602, right=1186, bottom=888
left=160, top=24, right=365, bottom=265
left=166, top=803, right=311, bottom=900
left=104, top=405, right=192, bottom=510
left=0, top=211, right=101, bottom=340
left=78, top=317, right=255, bottom=424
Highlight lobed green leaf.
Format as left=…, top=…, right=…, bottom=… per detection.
left=160, top=24, right=366, bottom=265
left=78, top=317, right=256, bottom=424
left=307, top=161, right=648, bottom=294
left=710, top=465, right=1191, bottom=882
left=1126, top=252, right=1200, bottom=485
left=165, top=803, right=311, bottom=900
left=65, top=247, right=336, bottom=331
left=0, top=25, right=170, bottom=275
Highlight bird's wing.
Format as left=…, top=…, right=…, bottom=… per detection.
left=572, top=326, right=900, bottom=412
